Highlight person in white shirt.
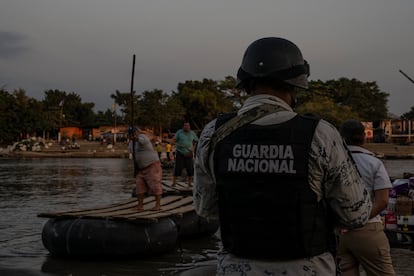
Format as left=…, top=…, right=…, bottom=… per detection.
left=133, top=128, right=163, bottom=211
left=337, top=119, right=395, bottom=275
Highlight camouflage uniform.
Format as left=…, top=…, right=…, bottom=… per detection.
left=194, top=94, right=372, bottom=275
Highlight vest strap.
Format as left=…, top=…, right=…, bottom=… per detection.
left=206, top=104, right=284, bottom=173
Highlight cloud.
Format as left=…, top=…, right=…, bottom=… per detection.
left=0, top=31, right=29, bottom=59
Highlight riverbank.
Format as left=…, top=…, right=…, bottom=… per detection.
left=5, top=141, right=414, bottom=159
left=4, top=140, right=131, bottom=158
left=364, top=143, right=414, bottom=159
left=12, top=149, right=130, bottom=159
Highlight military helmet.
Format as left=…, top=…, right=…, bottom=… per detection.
left=236, top=37, right=310, bottom=90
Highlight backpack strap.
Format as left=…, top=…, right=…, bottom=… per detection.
left=211, top=104, right=281, bottom=150
left=206, top=104, right=282, bottom=173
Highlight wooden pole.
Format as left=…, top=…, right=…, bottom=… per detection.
left=399, top=69, right=414, bottom=85
left=130, top=54, right=138, bottom=177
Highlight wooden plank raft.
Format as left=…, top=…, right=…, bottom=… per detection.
left=38, top=181, right=195, bottom=223
left=161, top=179, right=193, bottom=195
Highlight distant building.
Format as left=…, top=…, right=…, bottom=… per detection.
left=361, top=122, right=374, bottom=143
left=60, top=125, right=130, bottom=143
left=357, top=119, right=414, bottom=144
left=379, top=119, right=414, bottom=144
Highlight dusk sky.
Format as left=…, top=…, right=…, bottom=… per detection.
left=1, top=0, right=414, bottom=116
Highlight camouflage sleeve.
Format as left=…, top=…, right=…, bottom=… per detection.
left=193, top=119, right=219, bottom=221
left=309, top=120, right=372, bottom=228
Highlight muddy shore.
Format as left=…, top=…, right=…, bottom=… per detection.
left=5, top=141, right=414, bottom=159
left=364, top=143, right=414, bottom=159
left=5, top=140, right=131, bottom=158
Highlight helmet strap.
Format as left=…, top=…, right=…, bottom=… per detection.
left=289, top=90, right=298, bottom=109
left=291, top=96, right=297, bottom=109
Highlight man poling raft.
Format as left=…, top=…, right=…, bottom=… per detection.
left=37, top=55, right=219, bottom=259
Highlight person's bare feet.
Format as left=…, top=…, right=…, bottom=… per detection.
left=136, top=206, right=144, bottom=211
left=150, top=206, right=161, bottom=211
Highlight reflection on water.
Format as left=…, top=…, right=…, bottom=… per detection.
left=1, top=157, right=413, bottom=275
left=38, top=235, right=220, bottom=276
left=0, top=158, right=219, bottom=275
left=382, top=159, right=414, bottom=179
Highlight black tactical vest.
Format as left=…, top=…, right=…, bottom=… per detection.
left=214, top=114, right=330, bottom=259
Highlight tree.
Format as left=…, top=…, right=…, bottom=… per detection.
left=296, top=78, right=389, bottom=126
left=61, top=92, right=84, bottom=126
left=95, top=110, right=115, bottom=126
left=110, top=89, right=142, bottom=127
left=159, top=92, right=185, bottom=133
left=175, top=78, right=234, bottom=130
left=296, top=95, right=361, bottom=127
left=12, top=89, right=46, bottom=138
left=78, top=102, right=97, bottom=128
left=110, top=90, right=131, bottom=124
left=43, top=89, right=68, bottom=131
left=402, top=107, right=414, bottom=120
left=0, top=89, right=20, bottom=144
left=218, top=76, right=247, bottom=109
left=137, top=89, right=185, bottom=135
left=43, top=89, right=96, bottom=128
left=328, top=78, right=388, bottom=121
left=138, top=89, right=167, bottom=132
left=0, top=76, right=393, bottom=145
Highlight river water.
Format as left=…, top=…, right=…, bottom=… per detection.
left=0, top=158, right=219, bottom=276
left=0, top=158, right=412, bottom=275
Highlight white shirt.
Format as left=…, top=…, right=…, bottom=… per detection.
left=347, top=145, right=392, bottom=223
left=134, top=134, right=159, bottom=169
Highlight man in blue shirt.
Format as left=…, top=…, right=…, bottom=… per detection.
left=172, top=122, right=198, bottom=187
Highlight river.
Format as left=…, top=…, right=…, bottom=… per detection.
left=0, top=158, right=219, bottom=276
left=0, top=158, right=412, bottom=275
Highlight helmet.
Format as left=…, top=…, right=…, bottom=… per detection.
left=236, top=37, right=310, bottom=90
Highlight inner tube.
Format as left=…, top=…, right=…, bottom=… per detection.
left=42, top=217, right=178, bottom=258
left=174, top=211, right=219, bottom=238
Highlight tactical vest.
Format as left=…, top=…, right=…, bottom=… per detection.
left=214, top=114, right=330, bottom=259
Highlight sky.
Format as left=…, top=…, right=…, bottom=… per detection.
left=1, top=0, right=414, bottom=116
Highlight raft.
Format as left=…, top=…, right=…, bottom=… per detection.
left=38, top=180, right=218, bottom=258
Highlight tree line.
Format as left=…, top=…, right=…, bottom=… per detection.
left=0, top=76, right=395, bottom=145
